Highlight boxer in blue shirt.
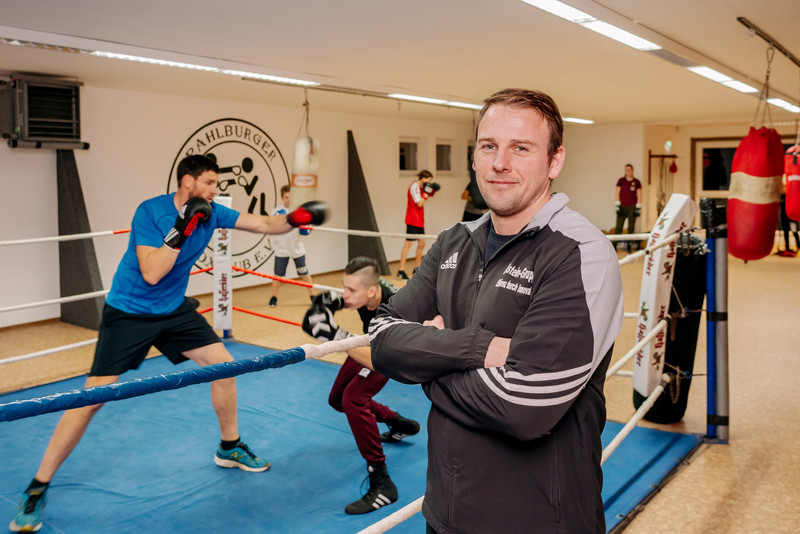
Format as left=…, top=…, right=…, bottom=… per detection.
left=10, top=155, right=327, bottom=532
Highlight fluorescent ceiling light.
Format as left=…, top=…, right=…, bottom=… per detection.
left=388, top=93, right=448, bottom=105
left=563, top=117, right=594, bottom=124
left=519, top=0, right=660, bottom=51
left=91, top=51, right=319, bottom=86
left=388, top=95, right=481, bottom=109
left=721, top=80, right=758, bottom=93
left=768, top=98, right=800, bottom=113
left=446, top=101, right=483, bottom=110
left=222, top=70, right=319, bottom=86
left=0, top=33, right=485, bottom=113
left=518, top=0, right=592, bottom=23
left=581, top=21, right=660, bottom=51
left=686, top=65, right=731, bottom=83
left=91, top=51, right=218, bottom=72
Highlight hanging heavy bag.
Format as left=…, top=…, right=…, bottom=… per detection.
left=785, top=145, right=800, bottom=222
left=727, top=126, right=784, bottom=261
left=290, top=135, right=320, bottom=210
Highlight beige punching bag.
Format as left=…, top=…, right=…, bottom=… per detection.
left=289, top=95, right=319, bottom=211
left=289, top=134, right=319, bottom=210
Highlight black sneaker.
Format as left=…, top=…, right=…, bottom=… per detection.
left=380, top=414, right=421, bottom=443
left=269, top=297, right=277, bottom=307
left=396, top=270, right=409, bottom=280
left=344, top=464, right=398, bottom=515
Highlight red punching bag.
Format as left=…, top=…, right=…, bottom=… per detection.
left=728, top=127, right=784, bottom=260
left=786, top=145, right=800, bottom=222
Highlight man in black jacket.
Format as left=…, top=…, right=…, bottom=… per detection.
left=370, top=89, right=624, bottom=534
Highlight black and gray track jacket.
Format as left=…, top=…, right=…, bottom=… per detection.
left=370, top=193, right=624, bottom=534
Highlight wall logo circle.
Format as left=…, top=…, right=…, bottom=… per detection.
left=169, top=118, right=289, bottom=275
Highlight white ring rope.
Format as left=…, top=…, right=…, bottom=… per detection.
left=357, top=496, right=425, bottom=534
left=606, top=232, right=651, bottom=242
left=0, top=226, right=652, bottom=248
left=0, top=228, right=129, bottom=246
left=617, top=231, right=682, bottom=267
left=300, top=334, right=369, bottom=359
left=1, top=339, right=98, bottom=366
left=605, top=319, right=669, bottom=381
left=0, top=227, right=681, bottom=316
left=0, top=289, right=109, bottom=314
left=304, top=226, right=440, bottom=240
left=601, top=374, right=672, bottom=465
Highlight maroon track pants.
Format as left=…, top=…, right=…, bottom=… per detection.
left=328, top=356, right=398, bottom=465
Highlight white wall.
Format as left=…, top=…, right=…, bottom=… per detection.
left=558, top=122, right=646, bottom=232
left=0, top=86, right=474, bottom=328
left=6, top=82, right=776, bottom=329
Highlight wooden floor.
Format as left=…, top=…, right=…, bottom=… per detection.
left=1, top=253, right=798, bottom=533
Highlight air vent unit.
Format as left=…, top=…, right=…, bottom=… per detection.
left=1, top=74, right=89, bottom=149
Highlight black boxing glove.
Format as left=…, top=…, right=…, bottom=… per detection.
left=421, top=182, right=440, bottom=199
left=312, top=291, right=345, bottom=313
left=287, top=201, right=328, bottom=227
left=302, top=304, right=353, bottom=342
left=164, top=197, right=212, bottom=251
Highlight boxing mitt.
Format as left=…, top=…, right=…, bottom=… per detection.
left=635, top=203, right=642, bottom=216
left=164, top=197, right=212, bottom=251
left=287, top=200, right=328, bottom=227
left=614, top=200, right=621, bottom=215
left=312, top=291, right=346, bottom=313
left=421, top=182, right=440, bottom=199
left=302, top=304, right=353, bottom=342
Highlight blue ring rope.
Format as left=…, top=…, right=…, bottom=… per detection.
left=0, top=347, right=306, bottom=423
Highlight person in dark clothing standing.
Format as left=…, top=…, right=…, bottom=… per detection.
left=302, top=256, right=420, bottom=515
left=369, top=89, right=624, bottom=534
left=614, top=163, right=642, bottom=250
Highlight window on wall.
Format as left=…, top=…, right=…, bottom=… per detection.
left=692, top=136, right=795, bottom=199
left=436, top=142, right=452, bottom=172
left=399, top=141, right=418, bottom=171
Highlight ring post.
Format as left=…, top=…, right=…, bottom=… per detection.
left=700, top=198, right=729, bottom=441
left=213, top=195, right=234, bottom=339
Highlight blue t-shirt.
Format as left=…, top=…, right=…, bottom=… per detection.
left=106, top=194, right=240, bottom=315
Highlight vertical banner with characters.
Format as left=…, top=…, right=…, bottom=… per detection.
left=633, top=193, right=698, bottom=397
left=213, top=196, right=233, bottom=332
left=169, top=118, right=290, bottom=276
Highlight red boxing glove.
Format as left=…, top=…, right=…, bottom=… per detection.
left=421, top=182, right=440, bottom=199
left=287, top=200, right=328, bottom=227
left=164, top=197, right=212, bottom=251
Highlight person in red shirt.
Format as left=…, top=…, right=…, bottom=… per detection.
left=614, top=163, right=642, bottom=250
left=397, top=170, right=437, bottom=279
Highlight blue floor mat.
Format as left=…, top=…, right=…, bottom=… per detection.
left=0, top=340, right=701, bottom=533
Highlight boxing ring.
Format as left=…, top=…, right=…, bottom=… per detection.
left=0, top=194, right=729, bottom=533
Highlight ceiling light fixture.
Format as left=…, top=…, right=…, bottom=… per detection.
left=388, top=93, right=448, bottom=105
left=581, top=20, right=660, bottom=51
left=563, top=117, right=594, bottom=124
left=1, top=32, right=483, bottom=111
left=767, top=98, right=800, bottom=113
left=721, top=80, right=758, bottom=94
left=519, top=0, right=659, bottom=51
left=686, top=65, right=731, bottom=83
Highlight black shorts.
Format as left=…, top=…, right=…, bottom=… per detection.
left=274, top=254, right=308, bottom=277
left=405, top=224, right=424, bottom=241
left=90, top=298, right=220, bottom=376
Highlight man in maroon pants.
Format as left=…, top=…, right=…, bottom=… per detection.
left=302, top=256, right=420, bottom=514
